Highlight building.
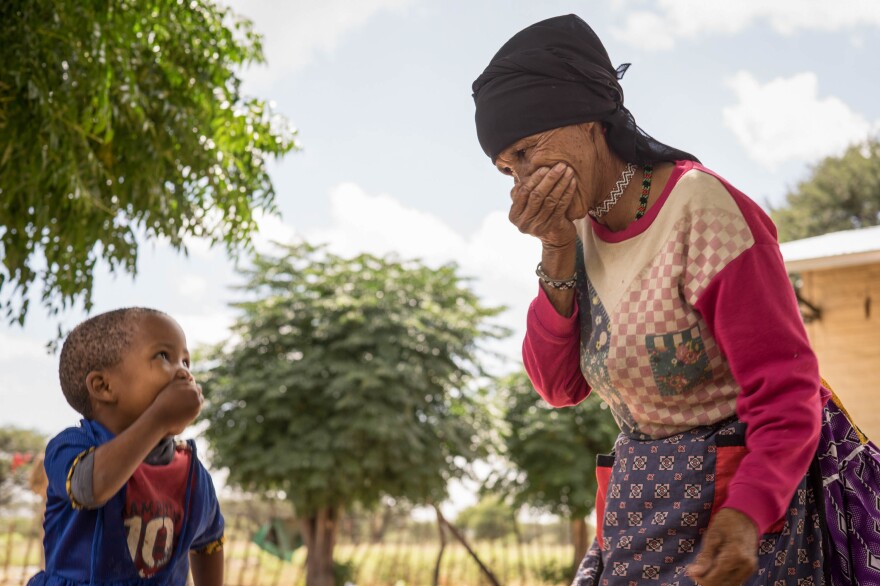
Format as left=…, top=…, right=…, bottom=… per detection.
left=780, top=225, right=880, bottom=440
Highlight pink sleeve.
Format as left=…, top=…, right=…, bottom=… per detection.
left=694, top=243, right=822, bottom=534
left=522, top=283, right=591, bottom=407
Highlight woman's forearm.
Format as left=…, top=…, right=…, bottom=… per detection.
left=523, top=285, right=590, bottom=407
left=540, top=243, right=577, bottom=317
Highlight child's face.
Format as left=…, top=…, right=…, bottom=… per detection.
left=103, top=313, right=195, bottom=431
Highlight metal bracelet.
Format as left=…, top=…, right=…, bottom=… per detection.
left=535, top=262, right=577, bottom=290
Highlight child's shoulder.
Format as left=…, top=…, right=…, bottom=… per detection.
left=43, top=420, right=114, bottom=478
left=47, top=419, right=111, bottom=450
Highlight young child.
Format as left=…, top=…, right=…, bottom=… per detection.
left=29, top=307, right=224, bottom=586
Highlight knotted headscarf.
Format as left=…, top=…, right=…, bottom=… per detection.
left=472, top=14, right=698, bottom=165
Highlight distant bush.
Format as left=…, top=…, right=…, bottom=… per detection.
left=333, top=560, right=357, bottom=585
left=455, top=497, right=516, bottom=541
left=535, top=558, right=573, bottom=584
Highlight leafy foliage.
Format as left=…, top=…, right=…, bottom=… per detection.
left=487, top=371, right=618, bottom=521
left=455, top=496, right=516, bottom=541
left=535, top=558, right=575, bottom=584
left=199, top=242, right=508, bottom=517
left=771, top=138, right=880, bottom=242
left=0, top=0, right=298, bottom=324
left=0, top=427, right=47, bottom=508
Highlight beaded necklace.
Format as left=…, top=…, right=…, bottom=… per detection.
left=635, top=164, right=654, bottom=220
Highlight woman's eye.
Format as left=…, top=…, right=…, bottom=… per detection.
left=515, top=148, right=527, bottom=159
left=500, top=166, right=513, bottom=176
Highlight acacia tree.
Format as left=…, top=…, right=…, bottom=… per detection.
left=199, top=242, right=506, bottom=586
left=0, top=0, right=297, bottom=324
left=487, top=371, right=618, bottom=570
left=771, top=138, right=880, bottom=242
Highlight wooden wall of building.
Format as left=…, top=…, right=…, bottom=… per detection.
left=799, top=263, right=880, bottom=439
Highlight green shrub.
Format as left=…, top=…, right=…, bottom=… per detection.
left=535, top=558, right=573, bottom=584
left=333, top=559, right=357, bottom=585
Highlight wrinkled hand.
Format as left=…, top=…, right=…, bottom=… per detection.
left=687, top=508, right=759, bottom=586
left=508, top=162, right=577, bottom=249
left=149, top=377, right=204, bottom=436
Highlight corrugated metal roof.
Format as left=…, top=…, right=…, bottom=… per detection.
left=780, top=225, right=880, bottom=271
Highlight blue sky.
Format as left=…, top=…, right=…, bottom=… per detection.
left=3, top=0, right=880, bottom=442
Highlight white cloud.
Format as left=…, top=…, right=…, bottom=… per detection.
left=177, top=275, right=209, bottom=300
left=308, top=182, right=468, bottom=262
left=176, top=311, right=236, bottom=349
left=0, top=331, right=50, bottom=361
left=181, top=234, right=215, bottom=260
left=0, top=333, right=78, bottom=433
left=613, top=0, right=880, bottom=50
left=307, top=182, right=541, bottom=367
left=722, top=71, right=878, bottom=169
left=251, top=208, right=299, bottom=254
left=221, top=0, right=414, bottom=88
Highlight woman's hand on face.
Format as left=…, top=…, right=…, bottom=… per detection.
left=686, top=508, right=758, bottom=586
left=508, top=162, right=577, bottom=250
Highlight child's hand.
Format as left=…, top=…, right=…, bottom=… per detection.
left=90, top=377, right=203, bottom=505
left=149, top=377, right=204, bottom=436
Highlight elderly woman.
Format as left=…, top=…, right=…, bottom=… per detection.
left=473, top=14, right=880, bottom=586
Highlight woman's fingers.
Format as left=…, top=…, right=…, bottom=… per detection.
left=533, top=176, right=577, bottom=235
left=516, top=165, right=574, bottom=234
left=509, top=167, right=546, bottom=227
left=520, top=163, right=568, bottom=217
left=510, top=164, right=569, bottom=225
left=686, top=509, right=758, bottom=586
left=509, top=166, right=549, bottom=218
left=531, top=167, right=574, bottom=223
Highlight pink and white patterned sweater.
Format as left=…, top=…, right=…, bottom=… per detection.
left=522, top=159, right=828, bottom=534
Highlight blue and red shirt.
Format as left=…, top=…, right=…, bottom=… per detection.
left=29, top=419, right=223, bottom=586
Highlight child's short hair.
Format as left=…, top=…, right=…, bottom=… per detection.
left=59, top=307, right=166, bottom=418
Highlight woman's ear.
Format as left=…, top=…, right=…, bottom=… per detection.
left=576, top=122, right=605, bottom=148
left=85, top=371, right=116, bottom=406
left=578, top=121, right=600, bottom=134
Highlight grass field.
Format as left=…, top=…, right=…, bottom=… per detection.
left=221, top=540, right=574, bottom=586
left=1, top=518, right=579, bottom=586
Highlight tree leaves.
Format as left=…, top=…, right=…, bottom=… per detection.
left=486, top=371, right=619, bottom=520
left=199, top=242, right=507, bottom=517
left=771, top=138, right=880, bottom=242
left=0, top=0, right=298, bottom=324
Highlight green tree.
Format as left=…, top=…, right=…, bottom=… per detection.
left=455, top=496, right=516, bottom=541
left=771, top=138, right=880, bottom=242
left=487, top=371, right=618, bottom=570
left=0, top=427, right=47, bottom=508
left=199, top=242, right=506, bottom=586
left=0, top=0, right=298, bottom=325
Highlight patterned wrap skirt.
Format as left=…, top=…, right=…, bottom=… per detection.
left=572, top=395, right=880, bottom=586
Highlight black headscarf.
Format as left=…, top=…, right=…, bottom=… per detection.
left=472, top=14, right=698, bottom=165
